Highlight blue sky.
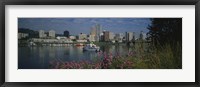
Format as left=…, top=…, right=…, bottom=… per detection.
left=18, top=18, right=151, bottom=37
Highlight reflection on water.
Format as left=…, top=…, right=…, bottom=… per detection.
left=18, top=45, right=131, bottom=69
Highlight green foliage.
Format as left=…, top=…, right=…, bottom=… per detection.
left=50, top=42, right=182, bottom=69
left=18, top=28, right=39, bottom=38
left=144, top=42, right=182, bottom=69
left=147, top=18, right=182, bottom=46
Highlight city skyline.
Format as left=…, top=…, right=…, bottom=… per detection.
left=18, top=18, right=151, bottom=36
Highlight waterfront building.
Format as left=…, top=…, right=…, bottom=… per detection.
left=109, top=32, right=114, bottom=40
left=90, top=26, right=97, bottom=42
left=119, top=33, right=124, bottom=41
left=39, top=30, right=46, bottom=38
left=77, top=40, right=87, bottom=43
left=18, top=33, right=29, bottom=39
left=115, top=34, right=120, bottom=41
left=95, top=24, right=102, bottom=41
left=64, top=30, right=70, bottom=37
left=139, top=31, right=146, bottom=40
left=115, top=33, right=123, bottom=42
left=103, top=31, right=110, bottom=41
left=63, top=38, right=73, bottom=43
left=31, top=38, right=73, bottom=43
left=100, top=33, right=104, bottom=41
left=69, top=36, right=76, bottom=40
left=78, top=33, right=87, bottom=40
left=132, top=32, right=136, bottom=41
left=90, top=24, right=102, bottom=41
left=57, top=38, right=73, bottom=43
left=49, top=30, right=55, bottom=38
left=45, top=32, right=49, bottom=37
left=125, top=32, right=133, bottom=42
left=88, top=35, right=95, bottom=42
left=31, top=38, right=57, bottom=43
left=56, top=36, right=67, bottom=40
left=90, top=27, right=96, bottom=36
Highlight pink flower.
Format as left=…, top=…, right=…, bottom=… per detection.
left=55, top=62, right=60, bottom=69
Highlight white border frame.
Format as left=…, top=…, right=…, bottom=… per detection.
left=5, top=5, right=195, bottom=82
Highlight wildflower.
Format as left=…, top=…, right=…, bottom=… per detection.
left=55, top=62, right=60, bottom=69
left=120, top=64, right=124, bottom=69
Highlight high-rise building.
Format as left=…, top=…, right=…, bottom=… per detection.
left=64, top=30, right=69, bottom=37
left=49, top=30, right=55, bottom=38
left=115, top=34, right=120, bottom=40
left=39, top=30, right=46, bottom=38
left=90, top=27, right=96, bottom=36
left=103, top=31, right=110, bottom=41
left=100, top=33, right=104, bottom=41
left=95, top=24, right=102, bottom=41
left=125, top=32, right=133, bottom=42
left=115, top=33, right=124, bottom=42
left=139, top=31, right=146, bottom=40
left=88, top=35, right=95, bottom=42
left=109, top=32, right=114, bottom=40
left=119, top=33, right=124, bottom=39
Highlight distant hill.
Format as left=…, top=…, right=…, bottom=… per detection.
left=18, top=28, right=39, bottom=38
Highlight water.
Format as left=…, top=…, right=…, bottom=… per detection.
left=18, top=45, right=131, bottom=69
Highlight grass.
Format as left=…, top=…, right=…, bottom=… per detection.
left=49, top=41, right=182, bottom=69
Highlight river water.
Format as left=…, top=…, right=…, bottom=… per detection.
left=18, top=45, right=132, bottom=69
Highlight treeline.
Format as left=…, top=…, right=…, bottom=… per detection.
left=18, top=28, right=64, bottom=39
left=147, top=18, right=182, bottom=46
left=146, top=18, right=182, bottom=69
left=18, top=28, right=39, bottom=39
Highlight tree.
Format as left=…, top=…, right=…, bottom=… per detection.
left=147, top=18, right=182, bottom=46
left=18, top=28, right=39, bottom=38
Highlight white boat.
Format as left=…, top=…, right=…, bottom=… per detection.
left=83, top=43, right=100, bottom=52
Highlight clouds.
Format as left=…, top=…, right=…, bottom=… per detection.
left=44, top=18, right=151, bottom=27
left=70, top=18, right=150, bottom=24
left=72, top=18, right=89, bottom=23
left=18, top=18, right=151, bottom=35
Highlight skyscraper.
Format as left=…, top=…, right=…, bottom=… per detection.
left=103, top=31, right=110, bottom=41
left=64, top=30, right=69, bottom=37
left=109, top=32, right=114, bottom=40
left=49, top=30, right=55, bottom=38
left=125, top=32, right=133, bottom=42
left=90, top=26, right=96, bottom=36
left=95, top=24, right=102, bottom=41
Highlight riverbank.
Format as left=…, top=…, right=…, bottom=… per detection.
left=49, top=42, right=182, bottom=69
